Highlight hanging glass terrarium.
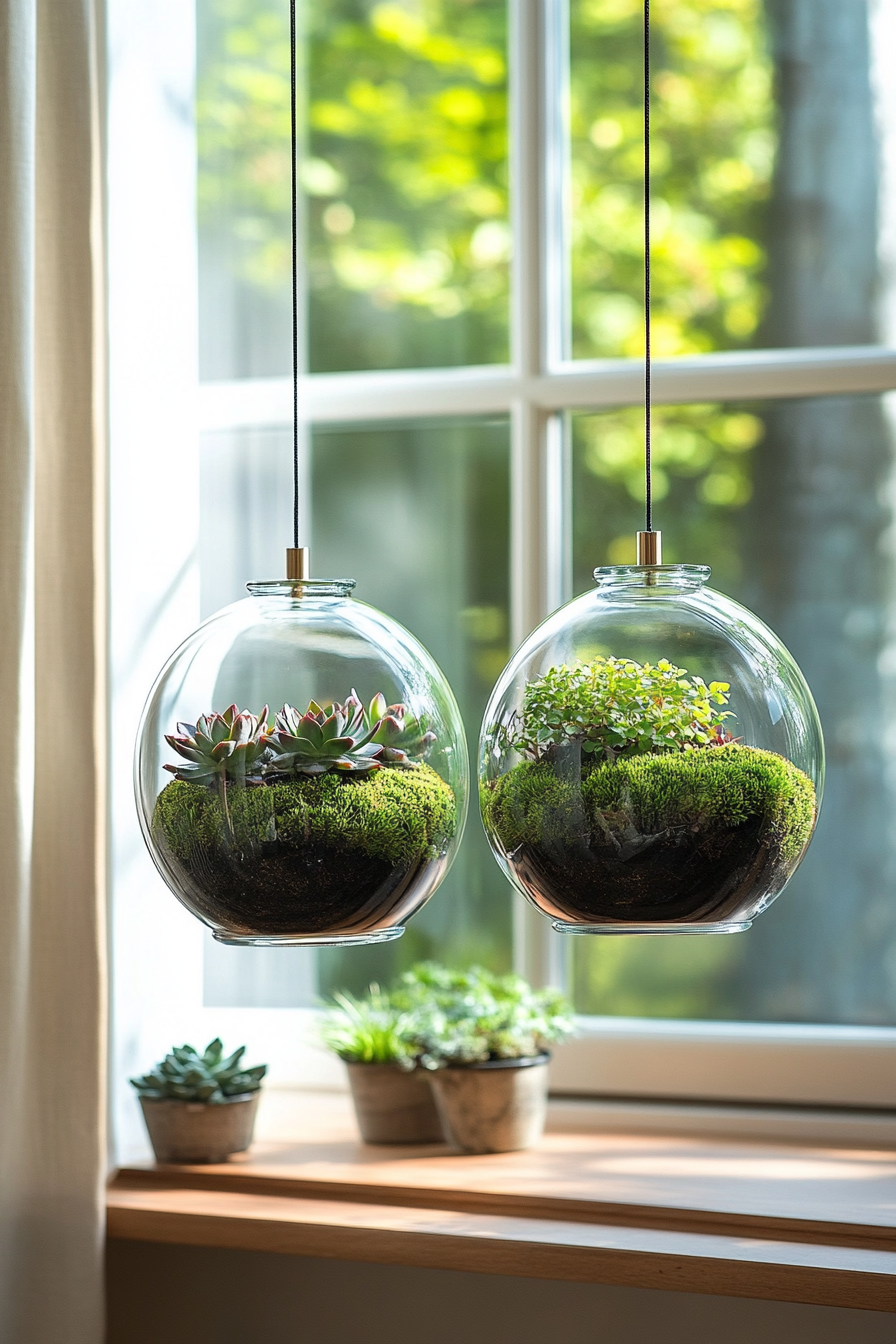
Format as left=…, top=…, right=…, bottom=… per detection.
left=478, top=1, right=823, bottom=935
left=479, top=562, right=822, bottom=933
left=134, top=1, right=467, bottom=945
left=136, top=573, right=467, bottom=944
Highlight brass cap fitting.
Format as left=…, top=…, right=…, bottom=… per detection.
left=636, top=531, right=662, bottom=566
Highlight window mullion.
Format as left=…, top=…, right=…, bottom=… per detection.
left=509, top=1, right=569, bottom=989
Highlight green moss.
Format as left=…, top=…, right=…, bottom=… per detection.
left=483, top=744, right=816, bottom=865
left=154, top=763, right=456, bottom=870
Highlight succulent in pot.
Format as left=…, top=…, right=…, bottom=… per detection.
left=482, top=654, right=818, bottom=931
left=397, top=964, right=574, bottom=1154
left=130, top=1038, right=267, bottom=1163
left=320, top=986, right=443, bottom=1144
left=150, top=689, right=457, bottom=943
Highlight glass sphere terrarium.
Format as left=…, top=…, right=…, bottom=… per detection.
left=136, top=576, right=468, bottom=945
left=479, top=563, right=823, bottom=935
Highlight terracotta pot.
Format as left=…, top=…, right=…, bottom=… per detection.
left=346, top=1062, right=444, bottom=1144
left=428, top=1054, right=550, bottom=1154
left=139, top=1092, right=260, bottom=1163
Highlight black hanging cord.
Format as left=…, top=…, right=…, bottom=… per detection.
left=290, top=0, right=300, bottom=549
left=643, top=0, right=652, bottom=533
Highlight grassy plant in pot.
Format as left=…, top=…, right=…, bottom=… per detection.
left=320, top=987, right=443, bottom=1144
left=400, top=964, right=574, bottom=1154
left=131, top=1039, right=267, bottom=1163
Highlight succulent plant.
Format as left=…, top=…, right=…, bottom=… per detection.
left=164, top=705, right=270, bottom=785
left=130, top=1038, right=267, bottom=1104
left=163, top=692, right=438, bottom=785
left=266, top=694, right=383, bottom=775
left=266, top=691, right=436, bottom=776
left=366, top=693, right=437, bottom=766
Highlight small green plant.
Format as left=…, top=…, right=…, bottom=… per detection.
left=393, top=963, right=575, bottom=1068
left=130, top=1038, right=267, bottom=1104
left=319, top=987, right=417, bottom=1067
left=165, top=705, right=270, bottom=785
left=496, top=656, right=731, bottom=763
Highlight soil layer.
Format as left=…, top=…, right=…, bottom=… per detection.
left=154, top=835, right=438, bottom=937
left=484, top=745, right=816, bottom=927
left=507, top=815, right=786, bottom=925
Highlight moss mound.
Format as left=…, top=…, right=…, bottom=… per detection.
left=481, top=745, right=817, bottom=925
left=156, top=763, right=456, bottom=869
left=151, top=765, right=457, bottom=938
left=485, top=745, right=815, bottom=864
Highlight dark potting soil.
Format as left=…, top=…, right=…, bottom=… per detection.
left=507, top=814, right=790, bottom=926
left=155, top=836, right=436, bottom=938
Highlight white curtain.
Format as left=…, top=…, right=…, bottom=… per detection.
left=0, top=1, right=106, bottom=1341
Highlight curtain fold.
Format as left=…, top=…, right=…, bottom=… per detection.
left=0, top=2, right=107, bottom=1341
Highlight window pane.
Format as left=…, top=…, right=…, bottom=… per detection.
left=198, top=0, right=509, bottom=379
left=568, top=0, right=886, bottom=360
left=571, top=392, right=896, bottom=1025
left=201, top=417, right=513, bottom=1004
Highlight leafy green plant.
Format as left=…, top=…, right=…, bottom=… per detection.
left=496, top=656, right=731, bottom=763
left=130, top=1038, right=267, bottom=1104
left=393, top=963, right=574, bottom=1069
left=319, top=987, right=416, bottom=1067
left=165, top=705, right=270, bottom=785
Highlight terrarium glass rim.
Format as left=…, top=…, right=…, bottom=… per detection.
left=246, top=578, right=356, bottom=598
left=592, top=563, right=711, bottom=590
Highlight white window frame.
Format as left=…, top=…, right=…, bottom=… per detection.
left=109, top=2, right=896, bottom=1161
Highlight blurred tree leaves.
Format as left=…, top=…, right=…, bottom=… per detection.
left=571, top=0, right=774, bottom=359
left=198, top=0, right=508, bottom=372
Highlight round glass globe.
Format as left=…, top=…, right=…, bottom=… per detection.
left=479, top=565, right=823, bottom=934
left=136, top=580, right=468, bottom=945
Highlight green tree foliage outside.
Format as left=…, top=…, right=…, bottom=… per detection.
left=570, top=0, right=774, bottom=360
left=198, top=0, right=509, bottom=372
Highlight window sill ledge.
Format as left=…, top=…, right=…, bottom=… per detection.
left=107, top=1090, right=896, bottom=1313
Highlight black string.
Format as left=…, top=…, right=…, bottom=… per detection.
left=643, top=0, right=652, bottom=533
left=290, top=0, right=299, bottom=549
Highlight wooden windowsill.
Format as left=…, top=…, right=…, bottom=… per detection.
left=107, top=1089, right=896, bottom=1312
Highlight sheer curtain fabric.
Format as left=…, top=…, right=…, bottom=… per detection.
left=0, top=1, right=106, bottom=1341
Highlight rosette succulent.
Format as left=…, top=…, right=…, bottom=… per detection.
left=265, top=692, right=436, bottom=776
left=366, top=693, right=437, bottom=766
left=164, top=705, right=270, bottom=785
left=130, top=1038, right=267, bottom=1104
left=266, top=694, right=383, bottom=775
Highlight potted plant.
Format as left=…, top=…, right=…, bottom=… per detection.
left=130, top=1038, right=267, bottom=1163
left=320, top=987, right=443, bottom=1144
left=482, top=656, right=817, bottom=925
left=151, top=693, right=457, bottom=937
left=397, top=964, right=574, bottom=1154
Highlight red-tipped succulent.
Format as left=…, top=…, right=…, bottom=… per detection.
left=164, top=692, right=437, bottom=784
left=164, top=705, right=270, bottom=785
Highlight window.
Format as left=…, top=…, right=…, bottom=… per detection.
left=109, top=0, right=896, bottom=1158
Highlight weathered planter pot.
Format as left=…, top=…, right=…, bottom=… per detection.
left=346, top=1062, right=444, bottom=1144
left=139, top=1092, right=260, bottom=1163
left=428, top=1054, right=549, bottom=1154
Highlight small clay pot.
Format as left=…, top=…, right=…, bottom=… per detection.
left=139, top=1092, right=260, bottom=1163
left=428, top=1055, right=550, bottom=1154
left=346, top=1062, right=444, bottom=1144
